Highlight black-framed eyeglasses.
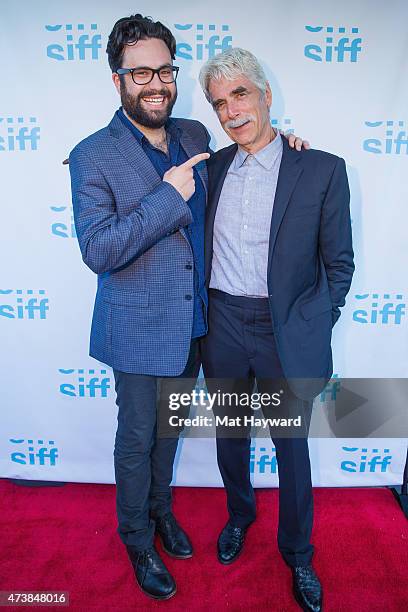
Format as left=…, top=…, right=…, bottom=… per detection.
left=116, top=65, right=179, bottom=85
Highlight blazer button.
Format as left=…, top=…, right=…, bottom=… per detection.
left=185, top=294, right=192, bottom=300
left=185, top=264, right=193, bottom=270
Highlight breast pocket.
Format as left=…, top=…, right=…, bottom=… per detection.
left=285, top=203, right=321, bottom=220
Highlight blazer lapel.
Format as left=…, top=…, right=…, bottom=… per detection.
left=205, top=144, right=237, bottom=284
left=109, top=113, right=161, bottom=188
left=267, top=138, right=303, bottom=275
left=108, top=114, right=192, bottom=241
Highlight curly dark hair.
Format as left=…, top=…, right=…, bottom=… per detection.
left=106, top=14, right=176, bottom=73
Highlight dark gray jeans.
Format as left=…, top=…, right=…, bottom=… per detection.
left=113, top=340, right=200, bottom=550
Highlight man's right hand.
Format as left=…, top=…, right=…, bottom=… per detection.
left=163, top=153, right=210, bottom=201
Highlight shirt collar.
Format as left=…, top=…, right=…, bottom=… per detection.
left=235, top=128, right=282, bottom=170
left=165, top=117, right=181, bottom=141
left=117, top=107, right=180, bottom=145
left=117, top=107, right=144, bottom=143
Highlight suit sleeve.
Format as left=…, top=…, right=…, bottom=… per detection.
left=318, top=157, right=355, bottom=326
left=69, top=146, right=193, bottom=275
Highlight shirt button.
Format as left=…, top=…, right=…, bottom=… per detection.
left=185, top=264, right=193, bottom=270
left=245, top=200, right=249, bottom=205
left=243, top=224, right=248, bottom=230
left=249, top=176, right=253, bottom=181
left=185, top=294, right=192, bottom=301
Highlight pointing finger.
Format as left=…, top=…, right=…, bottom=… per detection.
left=179, top=152, right=210, bottom=170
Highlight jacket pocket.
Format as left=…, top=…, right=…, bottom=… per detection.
left=102, top=288, right=149, bottom=307
left=300, top=293, right=332, bottom=320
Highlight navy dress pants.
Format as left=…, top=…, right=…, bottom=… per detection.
left=201, top=289, right=314, bottom=567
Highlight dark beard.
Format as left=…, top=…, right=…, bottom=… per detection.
left=120, top=83, right=177, bottom=129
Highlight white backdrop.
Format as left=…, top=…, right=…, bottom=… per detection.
left=1, top=0, right=407, bottom=487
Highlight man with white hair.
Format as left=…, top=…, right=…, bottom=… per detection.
left=68, top=12, right=309, bottom=601
left=199, top=48, right=354, bottom=611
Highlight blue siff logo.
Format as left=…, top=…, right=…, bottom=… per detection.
left=319, top=375, right=341, bottom=402
left=50, top=206, right=76, bottom=238
left=363, top=121, right=408, bottom=155
left=10, top=438, right=58, bottom=466
left=271, top=118, right=294, bottom=134
left=59, top=368, right=111, bottom=398
left=175, top=24, right=232, bottom=60
left=0, top=117, right=40, bottom=151
left=341, top=446, right=392, bottom=473
left=0, top=289, right=49, bottom=319
left=352, top=293, right=405, bottom=325
left=250, top=445, right=277, bottom=474
left=304, top=26, right=362, bottom=62
left=46, top=23, right=102, bottom=60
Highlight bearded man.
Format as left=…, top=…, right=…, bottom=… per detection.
left=69, top=14, right=306, bottom=601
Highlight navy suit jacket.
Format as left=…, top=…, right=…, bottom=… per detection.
left=205, top=137, right=355, bottom=398
left=69, top=113, right=209, bottom=376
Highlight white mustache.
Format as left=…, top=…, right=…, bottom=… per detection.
left=225, top=115, right=255, bottom=129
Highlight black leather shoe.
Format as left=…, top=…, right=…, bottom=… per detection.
left=126, top=544, right=176, bottom=600
left=217, top=522, right=247, bottom=565
left=291, top=565, right=322, bottom=611
left=155, top=512, right=193, bottom=559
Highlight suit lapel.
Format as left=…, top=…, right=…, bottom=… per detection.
left=267, top=138, right=303, bottom=275
left=205, top=144, right=237, bottom=284
left=108, top=114, right=194, bottom=241
left=108, top=113, right=161, bottom=186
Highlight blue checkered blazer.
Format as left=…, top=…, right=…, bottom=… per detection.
left=69, top=113, right=210, bottom=375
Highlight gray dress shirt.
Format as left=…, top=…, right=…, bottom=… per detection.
left=210, top=130, right=283, bottom=297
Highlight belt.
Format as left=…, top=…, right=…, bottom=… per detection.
left=209, top=288, right=270, bottom=310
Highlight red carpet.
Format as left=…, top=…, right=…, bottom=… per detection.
left=0, top=480, right=407, bottom=611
